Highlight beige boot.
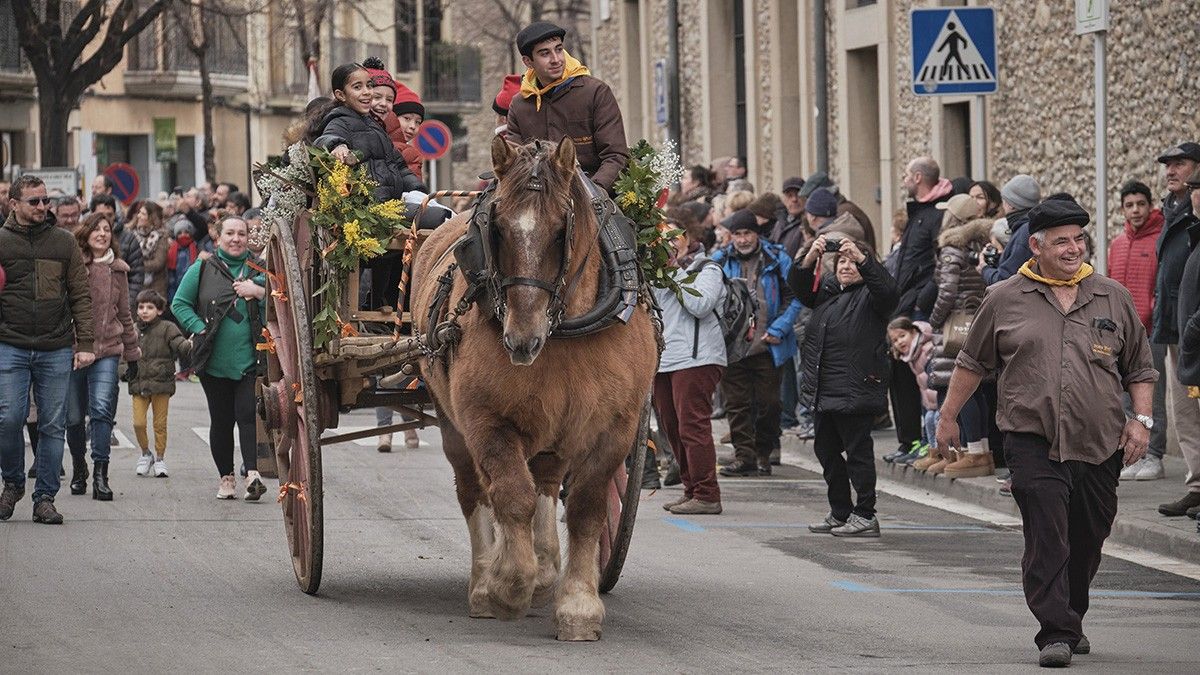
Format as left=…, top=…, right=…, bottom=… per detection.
left=377, top=433, right=393, bottom=453
left=944, top=442, right=994, bottom=478
left=927, top=450, right=957, bottom=475
left=404, top=429, right=420, bottom=449
left=912, top=450, right=942, bottom=471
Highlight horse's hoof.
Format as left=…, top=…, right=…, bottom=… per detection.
left=486, top=588, right=533, bottom=621
left=555, top=621, right=602, bottom=642
left=469, top=592, right=495, bottom=618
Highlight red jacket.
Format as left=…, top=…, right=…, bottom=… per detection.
left=382, top=111, right=424, bottom=182
left=1107, top=208, right=1164, bottom=330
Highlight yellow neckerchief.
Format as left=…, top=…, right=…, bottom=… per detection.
left=520, top=51, right=591, bottom=111
left=1018, top=259, right=1094, bottom=287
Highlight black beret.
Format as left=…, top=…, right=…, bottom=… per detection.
left=1026, top=198, right=1090, bottom=235
left=721, top=208, right=762, bottom=234
left=516, top=21, right=567, bottom=57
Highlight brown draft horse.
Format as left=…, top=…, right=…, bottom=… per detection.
left=411, top=136, right=657, bottom=640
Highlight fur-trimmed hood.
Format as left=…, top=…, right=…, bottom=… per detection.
left=938, top=217, right=993, bottom=250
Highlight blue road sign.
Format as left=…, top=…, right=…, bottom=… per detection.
left=911, top=7, right=997, bottom=96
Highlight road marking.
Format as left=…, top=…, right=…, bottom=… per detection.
left=831, top=580, right=1200, bottom=599
left=661, top=517, right=705, bottom=533
left=782, top=446, right=1200, bottom=582
left=661, top=520, right=994, bottom=533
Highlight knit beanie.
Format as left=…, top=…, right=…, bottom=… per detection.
left=1001, top=174, right=1041, bottom=210
left=493, top=74, right=523, bottom=116
left=361, top=56, right=396, bottom=94
left=393, top=82, right=425, bottom=119
left=805, top=188, right=838, bottom=218
left=990, top=218, right=1011, bottom=247
left=722, top=209, right=762, bottom=234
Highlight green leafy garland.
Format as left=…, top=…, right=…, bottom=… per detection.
left=305, top=147, right=408, bottom=348
left=613, top=139, right=698, bottom=299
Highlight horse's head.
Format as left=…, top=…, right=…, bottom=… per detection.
left=489, top=135, right=583, bottom=366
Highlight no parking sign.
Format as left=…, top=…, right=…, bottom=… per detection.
left=414, top=120, right=452, bottom=160
left=103, top=163, right=140, bottom=205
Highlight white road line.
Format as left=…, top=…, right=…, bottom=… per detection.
left=191, top=426, right=383, bottom=448
left=781, top=446, right=1200, bottom=582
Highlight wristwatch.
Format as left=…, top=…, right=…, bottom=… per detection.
left=1135, top=414, right=1154, bottom=430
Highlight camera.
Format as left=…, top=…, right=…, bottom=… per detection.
left=824, top=238, right=843, bottom=254
left=982, top=244, right=1000, bottom=267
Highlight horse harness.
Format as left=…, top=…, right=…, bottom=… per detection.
left=420, top=171, right=657, bottom=363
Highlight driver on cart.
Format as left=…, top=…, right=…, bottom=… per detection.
left=505, top=21, right=630, bottom=195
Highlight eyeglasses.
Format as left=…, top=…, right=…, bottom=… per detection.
left=23, top=197, right=53, bottom=206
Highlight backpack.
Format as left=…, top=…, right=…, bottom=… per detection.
left=691, top=259, right=759, bottom=364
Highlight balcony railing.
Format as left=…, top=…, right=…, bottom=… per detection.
left=124, top=11, right=249, bottom=97
left=422, top=42, right=481, bottom=106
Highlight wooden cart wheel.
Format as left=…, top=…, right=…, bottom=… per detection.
left=262, top=215, right=324, bottom=595
left=598, top=397, right=651, bottom=594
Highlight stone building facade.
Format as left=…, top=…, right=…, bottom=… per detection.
left=588, top=0, right=1200, bottom=250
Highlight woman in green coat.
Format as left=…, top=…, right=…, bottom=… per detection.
left=171, top=217, right=267, bottom=501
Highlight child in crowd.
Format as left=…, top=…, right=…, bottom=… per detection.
left=885, top=317, right=938, bottom=463
left=128, top=290, right=192, bottom=477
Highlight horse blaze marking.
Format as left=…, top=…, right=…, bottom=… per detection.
left=415, top=120, right=452, bottom=160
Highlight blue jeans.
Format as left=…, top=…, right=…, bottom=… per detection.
left=0, top=344, right=74, bottom=500
left=66, top=355, right=121, bottom=463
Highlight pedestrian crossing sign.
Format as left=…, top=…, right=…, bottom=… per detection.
left=910, top=7, right=998, bottom=96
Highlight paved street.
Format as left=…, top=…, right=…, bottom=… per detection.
left=2, top=383, right=1198, bottom=672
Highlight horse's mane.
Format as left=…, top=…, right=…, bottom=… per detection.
left=493, top=140, right=594, bottom=232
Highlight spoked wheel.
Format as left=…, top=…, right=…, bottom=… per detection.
left=598, top=397, right=651, bottom=594
left=260, top=214, right=324, bottom=594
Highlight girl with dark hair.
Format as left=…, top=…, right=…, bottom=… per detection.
left=304, top=62, right=428, bottom=200
left=66, top=213, right=141, bottom=500
left=968, top=180, right=1003, bottom=218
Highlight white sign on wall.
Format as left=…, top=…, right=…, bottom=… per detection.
left=20, top=167, right=80, bottom=196
left=1075, top=0, right=1110, bottom=35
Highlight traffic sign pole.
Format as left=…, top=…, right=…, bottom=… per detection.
left=1093, top=30, right=1107, bottom=276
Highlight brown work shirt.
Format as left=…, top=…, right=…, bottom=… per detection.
left=955, top=271, right=1157, bottom=464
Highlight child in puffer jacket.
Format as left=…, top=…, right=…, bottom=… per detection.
left=128, top=290, right=192, bottom=477
left=885, top=317, right=938, bottom=463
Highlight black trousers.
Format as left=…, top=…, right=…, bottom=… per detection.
left=889, top=358, right=922, bottom=447
left=199, top=373, right=258, bottom=477
left=1005, top=432, right=1121, bottom=650
left=813, top=412, right=877, bottom=520
left=720, top=352, right=782, bottom=465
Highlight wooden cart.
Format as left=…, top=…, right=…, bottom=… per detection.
left=256, top=198, right=649, bottom=596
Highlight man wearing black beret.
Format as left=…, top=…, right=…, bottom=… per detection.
left=936, top=197, right=1158, bottom=667
left=506, top=21, right=629, bottom=192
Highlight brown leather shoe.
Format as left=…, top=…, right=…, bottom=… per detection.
left=669, top=498, right=722, bottom=515
left=943, top=452, right=995, bottom=478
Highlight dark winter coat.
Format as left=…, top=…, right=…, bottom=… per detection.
left=791, top=254, right=899, bottom=415
left=1153, top=192, right=1199, bottom=344
left=0, top=211, right=94, bottom=352
left=769, top=209, right=808, bottom=258
left=926, top=218, right=990, bottom=388
left=981, top=207, right=1032, bottom=286
left=1175, top=221, right=1200, bottom=385
left=314, top=107, right=428, bottom=200
left=128, top=318, right=191, bottom=397
left=893, top=180, right=952, bottom=317
left=505, top=75, right=630, bottom=191
left=114, top=222, right=145, bottom=306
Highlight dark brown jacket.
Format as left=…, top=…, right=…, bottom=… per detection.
left=0, top=211, right=94, bottom=352
left=86, top=257, right=141, bottom=362
left=506, top=75, right=629, bottom=191
left=128, top=318, right=191, bottom=397
left=926, top=218, right=991, bottom=388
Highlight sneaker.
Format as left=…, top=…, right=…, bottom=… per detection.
left=1038, top=642, right=1072, bottom=667
left=0, top=482, right=24, bottom=520
left=882, top=444, right=910, bottom=464
left=756, top=461, right=772, bottom=476
left=830, top=513, right=880, bottom=538
left=719, top=460, right=758, bottom=477
left=153, top=459, right=168, bottom=478
left=668, top=498, right=722, bottom=515
left=244, top=471, right=267, bottom=501
left=808, top=513, right=846, bottom=533
left=662, top=494, right=690, bottom=511
left=404, top=429, right=420, bottom=449
left=217, top=475, right=238, bottom=500
left=796, top=422, right=815, bottom=440
left=136, top=453, right=154, bottom=476
left=31, top=499, right=63, bottom=525
left=999, top=478, right=1013, bottom=497
left=1158, top=492, right=1200, bottom=517
left=1134, top=456, right=1165, bottom=480
left=1119, top=457, right=1144, bottom=480
left=1073, top=635, right=1090, bottom=655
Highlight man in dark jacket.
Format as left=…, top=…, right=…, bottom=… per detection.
left=771, top=176, right=809, bottom=258
left=791, top=234, right=898, bottom=537
left=1154, top=143, right=1200, bottom=518
left=0, top=176, right=95, bottom=525
left=506, top=21, right=629, bottom=192
left=887, top=157, right=952, bottom=461
left=799, top=171, right=876, bottom=252
left=980, top=174, right=1041, bottom=285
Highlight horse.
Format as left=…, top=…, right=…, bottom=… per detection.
left=410, top=135, right=658, bottom=641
